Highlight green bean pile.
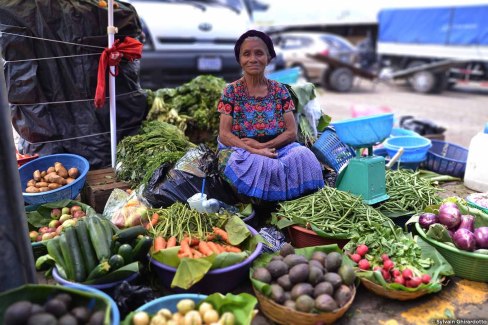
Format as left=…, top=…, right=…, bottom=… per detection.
left=276, top=187, right=395, bottom=238
left=380, top=169, right=442, bottom=215
left=149, top=202, right=228, bottom=241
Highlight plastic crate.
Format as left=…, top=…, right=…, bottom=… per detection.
left=267, top=67, right=301, bottom=84
left=311, top=128, right=356, bottom=173
left=420, top=140, right=468, bottom=178
left=383, top=136, right=432, bottom=163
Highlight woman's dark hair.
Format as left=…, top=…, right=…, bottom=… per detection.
left=234, top=29, right=276, bottom=63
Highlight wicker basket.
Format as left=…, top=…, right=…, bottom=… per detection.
left=254, top=285, right=355, bottom=325
left=360, top=278, right=430, bottom=301
left=288, top=225, right=349, bottom=249
left=415, top=223, right=488, bottom=282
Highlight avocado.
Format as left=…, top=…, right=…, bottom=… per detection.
left=283, top=254, right=308, bottom=268
left=334, top=285, right=353, bottom=307
left=4, top=301, right=32, bottom=325
left=284, top=300, right=296, bottom=310
left=54, top=293, right=72, bottom=309
left=290, top=283, right=314, bottom=300
left=71, top=306, right=91, bottom=323
left=270, top=284, right=286, bottom=304
left=266, top=260, right=289, bottom=279
left=277, top=274, right=293, bottom=291
left=31, top=304, right=44, bottom=315
left=315, top=294, right=338, bottom=312
left=271, top=255, right=284, bottom=261
left=338, top=264, right=356, bottom=285
left=279, top=243, right=295, bottom=257
left=309, top=259, right=324, bottom=271
left=295, top=295, right=315, bottom=313
left=326, top=252, right=343, bottom=272
left=252, top=267, right=272, bottom=283
left=289, top=263, right=309, bottom=284
left=311, top=251, right=327, bottom=265
left=59, top=313, right=78, bottom=325
left=308, top=266, right=324, bottom=285
left=88, top=310, right=105, bottom=325
left=44, top=298, right=67, bottom=318
left=323, top=272, right=343, bottom=289
left=313, top=281, right=334, bottom=298
left=27, top=312, right=57, bottom=325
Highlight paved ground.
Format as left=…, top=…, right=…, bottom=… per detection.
left=315, top=80, right=488, bottom=148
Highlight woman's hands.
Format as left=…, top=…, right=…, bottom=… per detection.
left=252, top=147, right=278, bottom=158
left=241, top=138, right=263, bottom=149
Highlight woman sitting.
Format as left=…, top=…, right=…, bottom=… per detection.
left=217, top=29, right=324, bottom=202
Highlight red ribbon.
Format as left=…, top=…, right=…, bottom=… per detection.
left=94, top=36, right=143, bottom=109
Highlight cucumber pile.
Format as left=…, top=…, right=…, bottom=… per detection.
left=46, top=216, right=152, bottom=283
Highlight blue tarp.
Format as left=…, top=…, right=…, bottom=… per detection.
left=378, top=5, right=488, bottom=46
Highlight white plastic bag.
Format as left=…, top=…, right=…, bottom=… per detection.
left=302, top=97, right=323, bottom=138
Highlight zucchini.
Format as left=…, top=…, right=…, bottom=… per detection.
left=108, top=254, right=125, bottom=270
left=118, top=244, right=133, bottom=264
left=74, top=220, right=98, bottom=275
left=47, top=237, right=66, bottom=271
left=111, top=240, right=122, bottom=255
left=86, top=217, right=111, bottom=261
left=59, top=234, right=75, bottom=280
left=86, top=261, right=111, bottom=281
left=65, top=226, right=86, bottom=282
left=112, top=225, right=147, bottom=243
left=100, top=218, right=115, bottom=250
left=132, top=235, right=153, bottom=262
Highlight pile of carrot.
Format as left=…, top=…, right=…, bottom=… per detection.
left=152, top=227, right=242, bottom=259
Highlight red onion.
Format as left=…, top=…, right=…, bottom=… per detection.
left=458, top=215, right=475, bottom=233
left=453, top=228, right=476, bottom=251
left=438, top=202, right=461, bottom=229
left=474, top=227, right=488, bottom=249
left=418, top=213, right=438, bottom=229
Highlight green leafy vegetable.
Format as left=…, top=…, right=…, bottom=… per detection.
left=204, top=293, right=257, bottom=325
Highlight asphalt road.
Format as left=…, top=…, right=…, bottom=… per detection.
left=316, top=81, right=488, bottom=148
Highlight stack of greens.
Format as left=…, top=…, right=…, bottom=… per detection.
left=116, top=120, right=194, bottom=186
left=146, top=75, right=227, bottom=145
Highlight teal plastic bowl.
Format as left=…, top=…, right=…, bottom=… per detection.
left=136, top=293, right=207, bottom=314
left=383, top=136, right=432, bottom=163
left=331, top=113, right=394, bottom=147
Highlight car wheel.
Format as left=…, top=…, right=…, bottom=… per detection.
left=328, top=67, right=354, bottom=92
left=407, top=61, right=446, bottom=94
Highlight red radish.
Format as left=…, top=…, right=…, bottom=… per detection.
left=402, top=268, right=413, bottom=280
left=381, top=269, right=391, bottom=281
left=392, top=269, right=401, bottom=277
left=356, top=244, right=369, bottom=257
left=394, top=275, right=405, bottom=285
left=350, top=253, right=361, bottom=263
left=421, top=274, right=431, bottom=284
left=383, top=259, right=394, bottom=271
left=406, top=276, right=422, bottom=288
left=381, top=254, right=390, bottom=261
left=373, top=266, right=382, bottom=272
left=358, top=259, right=370, bottom=270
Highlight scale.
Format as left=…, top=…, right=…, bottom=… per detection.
left=332, top=113, right=395, bottom=205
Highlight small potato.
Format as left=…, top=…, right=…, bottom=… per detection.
left=40, top=170, right=47, bottom=178
left=68, top=167, right=79, bottom=179
left=45, top=173, right=67, bottom=185
left=27, top=179, right=36, bottom=187
left=25, top=186, right=40, bottom=193
left=39, top=187, right=50, bottom=192
left=57, top=166, right=69, bottom=178
left=33, top=169, right=41, bottom=181
left=47, top=166, right=56, bottom=174
left=54, top=162, right=64, bottom=171
left=48, top=183, right=61, bottom=190
left=35, top=182, right=49, bottom=188
left=66, top=177, right=75, bottom=184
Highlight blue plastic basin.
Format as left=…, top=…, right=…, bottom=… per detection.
left=331, top=113, right=394, bottom=147
left=383, top=136, right=432, bottom=163
left=136, top=293, right=207, bottom=314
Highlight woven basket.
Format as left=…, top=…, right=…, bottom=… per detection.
left=415, top=223, right=488, bottom=282
left=254, top=285, right=355, bottom=325
left=360, top=278, right=430, bottom=301
left=288, top=225, right=349, bottom=249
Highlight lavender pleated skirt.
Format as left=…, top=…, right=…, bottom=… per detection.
left=218, top=142, right=324, bottom=201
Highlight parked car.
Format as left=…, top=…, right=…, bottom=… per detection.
left=271, top=32, right=359, bottom=86
left=130, top=0, right=272, bottom=89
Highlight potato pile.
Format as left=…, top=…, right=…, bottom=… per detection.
left=25, top=162, right=79, bottom=193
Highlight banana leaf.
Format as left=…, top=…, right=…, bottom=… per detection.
left=26, top=199, right=96, bottom=228
left=204, top=293, right=257, bottom=325
left=82, top=262, right=140, bottom=285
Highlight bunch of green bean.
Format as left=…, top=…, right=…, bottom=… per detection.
left=150, top=202, right=228, bottom=241
left=277, top=187, right=395, bottom=238
left=380, top=169, right=442, bottom=214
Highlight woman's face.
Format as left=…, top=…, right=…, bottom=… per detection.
left=239, top=38, right=269, bottom=76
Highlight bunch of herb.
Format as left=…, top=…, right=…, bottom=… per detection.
left=116, top=120, right=194, bottom=186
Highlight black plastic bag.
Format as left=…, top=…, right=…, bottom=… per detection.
left=143, top=145, right=239, bottom=208
left=112, top=281, right=158, bottom=319
left=0, top=0, right=147, bottom=168
left=399, top=115, right=446, bottom=136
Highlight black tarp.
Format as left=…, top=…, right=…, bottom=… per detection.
left=0, top=0, right=148, bottom=168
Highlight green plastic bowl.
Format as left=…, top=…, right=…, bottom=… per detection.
left=415, top=223, right=488, bottom=282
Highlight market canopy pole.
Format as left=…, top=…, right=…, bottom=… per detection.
left=108, top=0, right=117, bottom=168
